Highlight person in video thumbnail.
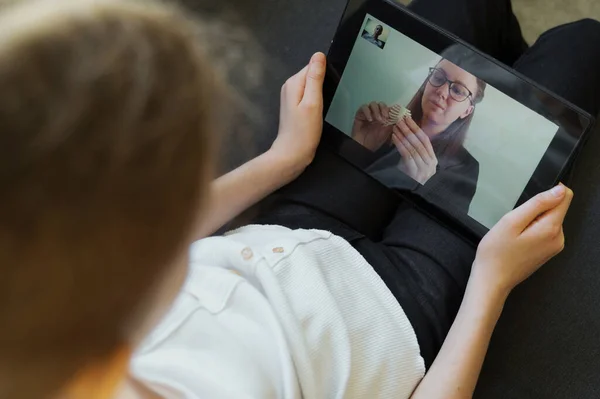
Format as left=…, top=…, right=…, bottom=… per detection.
left=352, top=56, right=486, bottom=212
left=362, top=24, right=386, bottom=49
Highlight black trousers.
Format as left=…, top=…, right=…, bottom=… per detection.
left=256, top=0, right=600, bottom=368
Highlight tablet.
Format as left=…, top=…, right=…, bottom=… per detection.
left=321, top=0, right=594, bottom=237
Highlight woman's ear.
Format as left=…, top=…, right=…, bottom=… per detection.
left=459, top=104, right=475, bottom=119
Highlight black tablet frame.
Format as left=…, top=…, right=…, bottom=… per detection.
left=320, top=0, right=594, bottom=242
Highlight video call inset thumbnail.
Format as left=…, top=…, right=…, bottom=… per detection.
left=326, top=15, right=560, bottom=229
left=361, top=18, right=389, bottom=49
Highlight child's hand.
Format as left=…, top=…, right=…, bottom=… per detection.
left=270, top=52, right=326, bottom=176
left=472, top=184, right=574, bottom=296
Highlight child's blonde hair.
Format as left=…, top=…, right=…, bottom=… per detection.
left=0, top=0, right=222, bottom=397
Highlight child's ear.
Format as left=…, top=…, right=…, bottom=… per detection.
left=65, top=345, right=133, bottom=399
left=460, top=104, right=474, bottom=119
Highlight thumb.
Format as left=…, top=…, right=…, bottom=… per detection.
left=506, top=184, right=567, bottom=232
left=301, top=52, right=326, bottom=107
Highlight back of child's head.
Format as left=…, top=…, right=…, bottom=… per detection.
left=0, top=0, right=222, bottom=397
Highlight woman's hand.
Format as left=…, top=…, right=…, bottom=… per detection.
left=471, top=184, right=574, bottom=297
left=270, top=52, right=326, bottom=178
left=392, top=117, right=438, bottom=185
left=351, top=101, right=394, bottom=151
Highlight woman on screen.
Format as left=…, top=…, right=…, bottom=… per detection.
left=351, top=56, right=486, bottom=213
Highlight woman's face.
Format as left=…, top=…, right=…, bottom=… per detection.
left=421, top=59, right=478, bottom=132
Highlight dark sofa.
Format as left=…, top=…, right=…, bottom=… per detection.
left=184, top=0, right=600, bottom=397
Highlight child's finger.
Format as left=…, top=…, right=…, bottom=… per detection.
left=523, top=187, right=573, bottom=238
left=504, top=184, right=569, bottom=233
left=300, top=52, right=326, bottom=107
left=283, top=64, right=309, bottom=104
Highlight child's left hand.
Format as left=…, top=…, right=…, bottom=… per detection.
left=270, top=52, right=326, bottom=177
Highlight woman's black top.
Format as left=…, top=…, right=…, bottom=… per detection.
left=366, top=144, right=480, bottom=214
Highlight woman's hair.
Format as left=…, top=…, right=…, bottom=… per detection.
left=407, top=54, right=486, bottom=158
left=0, top=0, right=228, bottom=397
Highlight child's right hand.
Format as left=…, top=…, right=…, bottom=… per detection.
left=472, top=184, right=574, bottom=297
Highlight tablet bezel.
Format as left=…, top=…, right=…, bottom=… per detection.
left=321, top=0, right=594, bottom=240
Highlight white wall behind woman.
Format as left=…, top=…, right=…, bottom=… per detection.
left=464, top=89, right=557, bottom=227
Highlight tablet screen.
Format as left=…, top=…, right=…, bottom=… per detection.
left=323, top=2, right=592, bottom=234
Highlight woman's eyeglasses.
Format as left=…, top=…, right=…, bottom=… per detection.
left=428, top=68, right=473, bottom=103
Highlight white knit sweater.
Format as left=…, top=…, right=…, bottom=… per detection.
left=130, top=225, right=425, bottom=398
